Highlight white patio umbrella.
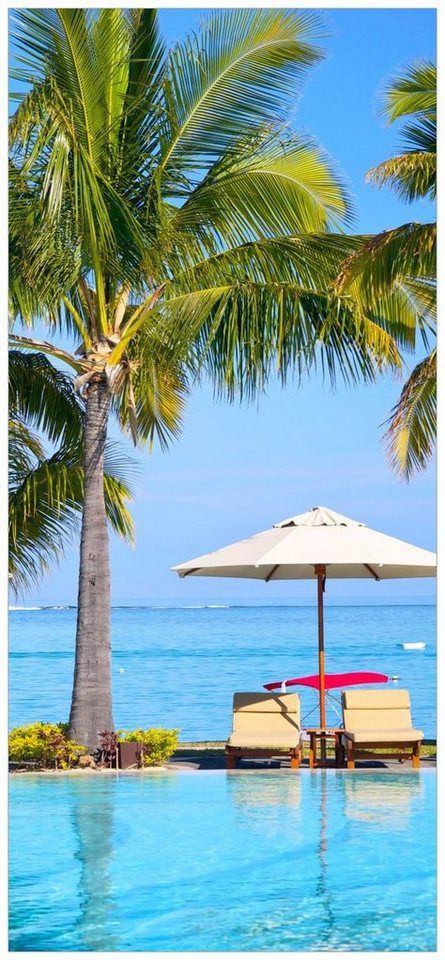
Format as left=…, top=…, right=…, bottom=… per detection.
left=172, top=506, right=436, bottom=730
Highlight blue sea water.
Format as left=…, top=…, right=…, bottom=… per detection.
left=9, top=603, right=436, bottom=738
left=9, top=770, right=436, bottom=952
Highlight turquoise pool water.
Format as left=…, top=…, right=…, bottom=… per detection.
left=9, top=770, right=436, bottom=952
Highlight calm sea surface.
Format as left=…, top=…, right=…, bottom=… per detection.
left=9, top=603, right=436, bottom=739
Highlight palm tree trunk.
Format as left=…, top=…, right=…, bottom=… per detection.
left=69, top=374, right=113, bottom=749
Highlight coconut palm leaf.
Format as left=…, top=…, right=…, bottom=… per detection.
left=383, top=350, right=436, bottom=480
left=9, top=447, right=135, bottom=595
left=154, top=279, right=401, bottom=400
left=171, top=131, right=353, bottom=246
left=9, top=418, right=45, bottom=478
left=9, top=161, right=83, bottom=328
left=154, top=231, right=402, bottom=393
left=116, top=10, right=165, bottom=189
left=9, top=350, right=84, bottom=446
left=367, top=151, right=436, bottom=202
left=380, top=60, right=436, bottom=125
left=334, top=223, right=436, bottom=349
left=348, top=58, right=437, bottom=479
left=10, top=7, right=147, bottom=312
left=367, top=60, right=436, bottom=203
left=9, top=452, right=84, bottom=594
left=158, top=9, right=325, bottom=185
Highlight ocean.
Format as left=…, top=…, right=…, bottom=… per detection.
left=9, top=602, right=436, bottom=740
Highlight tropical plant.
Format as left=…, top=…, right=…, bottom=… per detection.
left=10, top=8, right=406, bottom=748
left=93, top=730, right=119, bottom=767
left=335, top=60, right=436, bottom=479
left=118, top=728, right=179, bottom=766
left=8, top=721, right=85, bottom=768
left=9, top=349, right=135, bottom=594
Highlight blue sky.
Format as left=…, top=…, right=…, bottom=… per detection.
left=14, top=7, right=436, bottom=605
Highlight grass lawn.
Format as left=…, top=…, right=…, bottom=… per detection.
left=174, top=741, right=436, bottom=760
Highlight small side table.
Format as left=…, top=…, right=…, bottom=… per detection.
left=305, top=728, right=345, bottom=768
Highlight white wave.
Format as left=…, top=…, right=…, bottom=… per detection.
left=45, top=605, right=73, bottom=610
left=175, top=604, right=231, bottom=609
left=9, top=606, right=42, bottom=611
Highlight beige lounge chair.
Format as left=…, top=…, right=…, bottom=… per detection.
left=341, top=689, right=423, bottom=769
left=225, top=692, right=302, bottom=769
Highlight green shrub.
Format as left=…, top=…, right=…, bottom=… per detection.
left=8, top=722, right=85, bottom=769
left=118, top=727, right=179, bottom=766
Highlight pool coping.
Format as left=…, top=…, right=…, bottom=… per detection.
left=9, top=758, right=436, bottom=775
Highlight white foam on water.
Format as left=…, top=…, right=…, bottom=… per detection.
left=9, top=606, right=42, bottom=611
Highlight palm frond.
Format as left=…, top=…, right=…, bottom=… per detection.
left=370, top=59, right=436, bottom=204
left=334, top=223, right=436, bottom=348
left=9, top=160, right=83, bottom=326
left=117, top=10, right=165, bottom=189
left=9, top=350, right=84, bottom=447
left=380, top=60, right=436, bottom=124
left=396, top=277, right=436, bottom=335
left=367, top=152, right=435, bottom=202
left=401, top=115, right=436, bottom=154
left=112, top=344, right=189, bottom=450
left=159, top=9, right=326, bottom=183
left=9, top=335, right=87, bottom=375
left=154, top=283, right=400, bottom=402
left=383, top=349, right=436, bottom=480
left=103, top=474, right=135, bottom=542
left=9, top=442, right=135, bottom=595
left=9, top=451, right=85, bottom=595
left=9, top=418, right=45, bottom=477
left=171, top=131, right=353, bottom=244
left=10, top=9, right=148, bottom=307
left=171, top=232, right=362, bottom=291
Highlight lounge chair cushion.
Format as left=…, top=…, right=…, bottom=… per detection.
left=342, top=728, right=423, bottom=744
left=227, top=692, right=301, bottom=750
left=227, top=733, right=301, bottom=748
left=341, top=689, right=423, bottom=743
left=232, top=692, right=299, bottom=714
left=342, top=689, right=411, bottom=710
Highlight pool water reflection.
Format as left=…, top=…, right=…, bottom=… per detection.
left=9, top=770, right=436, bottom=952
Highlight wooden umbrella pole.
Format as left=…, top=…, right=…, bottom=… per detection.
left=314, top=565, right=327, bottom=759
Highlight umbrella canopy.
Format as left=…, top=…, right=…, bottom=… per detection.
left=264, top=671, right=389, bottom=692
left=172, top=506, right=436, bottom=581
left=172, top=506, right=436, bottom=731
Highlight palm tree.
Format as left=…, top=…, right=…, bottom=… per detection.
left=9, top=8, right=405, bottom=747
left=335, top=60, right=436, bottom=479
left=9, top=349, right=135, bottom=595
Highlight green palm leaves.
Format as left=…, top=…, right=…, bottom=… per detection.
left=367, top=61, right=436, bottom=202
left=159, top=10, right=324, bottom=177
left=10, top=5, right=395, bottom=400
left=384, top=350, right=436, bottom=479
left=336, top=59, right=436, bottom=480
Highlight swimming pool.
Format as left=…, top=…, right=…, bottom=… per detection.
left=9, top=770, right=436, bottom=952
